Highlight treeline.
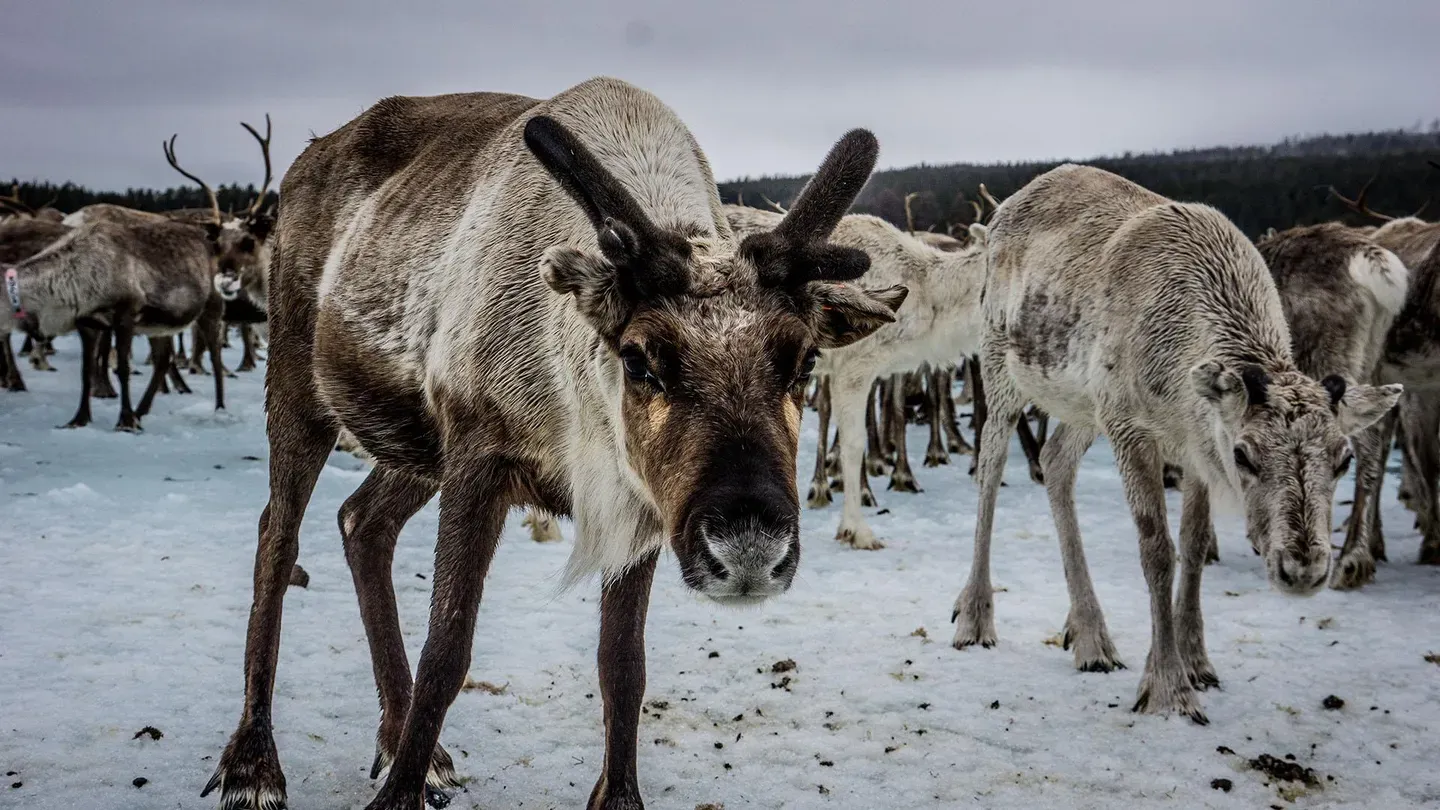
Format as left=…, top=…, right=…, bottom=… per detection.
left=8, top=128, right=1440, bottom=235
left=2, top=180, right=277, bottom=216
left=720, top=128, right=1440, bottom=237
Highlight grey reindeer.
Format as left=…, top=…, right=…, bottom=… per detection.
left=950, top=165, right=1399, bottom=724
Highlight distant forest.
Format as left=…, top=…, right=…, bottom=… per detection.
left=7, top=126, right=1440, bottom=236
left=720, top=127, right=1440, bottom=237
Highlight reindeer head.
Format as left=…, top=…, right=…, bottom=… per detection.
left=526, top=116, right=902, bottom=603
left=1192, top=362, right=1400, bottom=594
left=163, top=117, right=276, bottom=305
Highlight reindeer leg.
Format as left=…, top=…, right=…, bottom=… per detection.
left=888, top=373, right=921, bottom=492
left=203, top=333, right=338, bottom=810
left=1333, top=415, right=1387, bottom=589
left=29, top=336, right=57, bottom=372
left=940, top=366, right=972, bottom=455
left=137, top=337, right=170, bottom=417
left=953, top=341, right=1017, bottom=649
left=587, top=551, right=659, bottom=810
left=1368, top=409, right=1398, bottom=561
left=923, top=367, right=949, bottom=467
left=968, top=354, right=987, bottom=477
left=807, top=377, right=833, bottom=507
left=205, top=312, right=227, bottom=411
left=1175, top=476, right=1219, bottom=690
left=188, top=322, right=208, bottom=375
left=62, top=326, right=98, bottom=428
left=2, top=333, right=24, bottom=391
left=1044, top=423, right=1123, bottom=672
left=863, top=378, right=887, bottom=477
left=168, top=335, right=193, bottom=394
left=238, top=324, right=259, bottom=372
left=92, top=327, right=117, bottom=399
left=1111, top=424, right=1205, bottom=724
left=112, top=319, right=140, bottom=431
left=1407, top=397, right=1440, bottom=565
left=363, top=454, right=509, bottom=810
left=1016, top=411, right=1045, bottom=484
left=835, top=376, right=882, bottom=549
left=336, top=469, right=457, bottom=799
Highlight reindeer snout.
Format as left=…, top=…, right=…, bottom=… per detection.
left=1270, top=543, right=1331, bottom=596
left=682, top=488, right=799, bottom=605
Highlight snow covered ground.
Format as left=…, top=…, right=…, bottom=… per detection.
left=2, top=335, right=1439, bottom=810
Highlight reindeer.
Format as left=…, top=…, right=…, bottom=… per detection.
left=1379, top=240, right=1440, bottom=565
left=716, top=204, right=978, bottom=549
left=1, top=136, right=243, bottom=430
left=2, top=214, right=235, bottom=430
left=951, top=165, right=1399, bottom=724
left=1329, top=174, right=1440, bottom=522
left=1251, top=224, right=1409, bottom=589
left=183, top=115, right=277, bottom=376
left=203, top=78, right=898, bottom=810
left=0, top=218, right=70, bottom=390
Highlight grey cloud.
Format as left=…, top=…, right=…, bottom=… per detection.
left=4, top=0, right=1438, bottom=190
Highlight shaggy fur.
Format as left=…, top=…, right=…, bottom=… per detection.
left=0, top=218, right=70, bottom=390
left=210, top=77, right=898, bottom=810
left=1255, top=223, right=1408, bottom=588
left=950, top=165, right=1400, bottom=725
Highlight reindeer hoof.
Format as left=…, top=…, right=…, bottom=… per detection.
left=836, top=525, right=883, bottom=550
left=923, top=451, right=949, bottom=468
left=865, top=458, right=889, bottom=477
left=950, top=588, right=996, bottom=650
left=887, top=473, right=921, bottom=493
left=202, top=723, right=287, bottom=810
left=1419, top=543, right=1440, bottom=566
left=806, top=485, right=832, bottom=509
left=1061, top=617, right=1125, bottom=673
left=1330, top=550, right=1375, bottom=589
left=1133, top=666, right=1208, bottom=725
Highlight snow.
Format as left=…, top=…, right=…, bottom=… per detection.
left=2, top=335, right=1439, bottom=810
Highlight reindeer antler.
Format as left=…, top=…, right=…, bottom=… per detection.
left=0, top=185, right=36, bottom=216
left=903, top=192, right=919, bottom=234
left=761, top=194, right=788, bottom=214
left=969, top=200, right=983, bottom=224
left=163, top=134, right=222, bottom=226
left=978, top=183, right=1002, bottom=213
left=1327, top=177, right=1395, bottom=222
left=240, top=113, right=273, bottom=219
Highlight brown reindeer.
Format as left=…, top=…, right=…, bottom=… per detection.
left=203, top=78, right=899, bottom=810
left=1, top=218, right=71, bottom=390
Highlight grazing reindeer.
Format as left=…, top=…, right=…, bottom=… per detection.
left=1, top=218, right=70, bottom=390
left=204, top=78, right=898, bottom=810
left=1379, top=241, right=1440, bottom=565
left=1252, top=224, right=1408, bottom=589
left=723, top=204, right=977, bottom=548
left=951, top=165, right=1399, bottom=723
left=1330, top=177, right=1440, bottom=519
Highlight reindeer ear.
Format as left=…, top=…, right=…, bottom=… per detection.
left=202, top=222, right=223, bottom=242
left=540, top=245, right=631, bottom=339
left=802, top=282, right=907, bottom=348
left=1336, top=383, right=1402, bottom=435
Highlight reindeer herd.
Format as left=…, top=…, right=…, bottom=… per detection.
left=3, top=77, right=1439, bottom=810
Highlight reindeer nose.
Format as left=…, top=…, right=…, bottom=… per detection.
left=1275, top=545, right=1330, bottom=595
left=692, top=490, right=799, bottom=603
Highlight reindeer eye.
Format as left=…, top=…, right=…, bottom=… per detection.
left=1333, top=452, right=1353, bottom=479
left=619, top=347, right=661, bottom=392
left=794, top=349, right=819, bottom=387
left=1233, top=446, right=1259, bottom=477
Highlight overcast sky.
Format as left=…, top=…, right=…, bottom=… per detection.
left=5, top=1, right=1439, bottom=191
